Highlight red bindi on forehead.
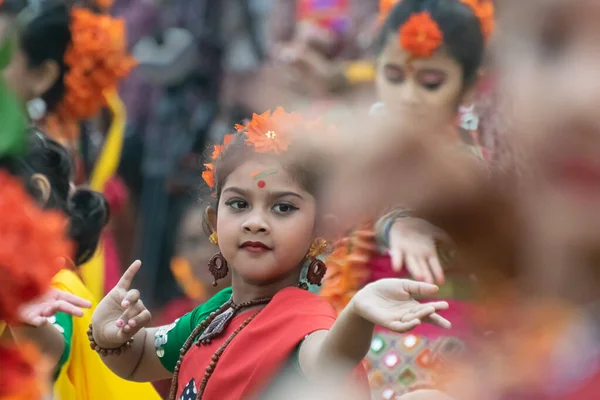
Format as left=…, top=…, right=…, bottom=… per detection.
left=250, top=168, right=278, bottom=189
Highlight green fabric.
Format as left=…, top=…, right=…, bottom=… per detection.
left=51, top=312, right=73, bottom=380
left=0, top=34, right=27, bottom=157
left=157, top=287, right=233, bottom=373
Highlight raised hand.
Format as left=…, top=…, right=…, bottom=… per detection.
left=388, top=217, right=452, bottom=284
left=350, top=279, right=451, bottom=333
left=91, top=260, right=152, bottom=348
left=17, top=289, right=92, bottom=327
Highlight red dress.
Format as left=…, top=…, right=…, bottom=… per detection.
left=176, top=287, right=368, bottom=399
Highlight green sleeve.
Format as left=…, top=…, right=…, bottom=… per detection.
left=156, top=287, right=232, bottom=372
left=49, top=312, right=73, bottom=380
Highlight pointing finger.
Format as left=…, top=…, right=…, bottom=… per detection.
left=116, top=260, right=142, bottom=291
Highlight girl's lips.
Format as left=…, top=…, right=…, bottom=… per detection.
left=240, top=241, right=271, bottom=253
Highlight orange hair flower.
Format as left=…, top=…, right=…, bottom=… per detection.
left=211, top=134, right=234, bottom=160
left=202, top=163, right=215, bottom=189
left=53, top=8, right=136, bottom=124
left=459, top=0, right=495, bottom=40
left=0, top=171, right=72, bottom=324
left=242, top=107, right=301, bottom=154
left=399, top=12, right=443, bottom=58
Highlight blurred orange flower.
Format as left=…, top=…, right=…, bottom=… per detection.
left=53, top=8, right=136, bottom=124
left=459, top=0, right=495, bottom=40
left=0, top=343, right=47, bottom=400
left=321, top=229, right=377, bottom=314
left=243, top=108, right=301, bottom=154
left=211, top=134, right=234, bottom=160
left=202, top=163, right=215, bottom=189
left=0, top=171, right=72, bottom=324
left=399, top=12, right=443, bottom=58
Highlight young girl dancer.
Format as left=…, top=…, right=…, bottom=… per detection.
left=89, top=108, right=451, bottom=399
left=320, top=0, right=494, bottom=396
left=5, top=133, right=160, bottom=400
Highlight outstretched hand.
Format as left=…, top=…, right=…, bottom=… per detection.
left=92, top=260, right=152, bottom=348
left=17, top=289, right=93, bottom=327
left=350, top=279, right=451, bottom=333
left=389, top=217, right=452, bottom=284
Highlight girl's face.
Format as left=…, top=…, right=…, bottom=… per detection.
left=499, top=0, right=600, bottom=241
left=377, top=33, right=466, bottom=124
left=216, top=158, right=317, bottom=283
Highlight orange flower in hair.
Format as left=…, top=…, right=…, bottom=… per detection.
left=399, top=12, right=443, bottom=58
left=202, top=163, right=215, bottom=188
left=211, top=134, right=234, bottom=160
left=242, top=107, right=301, bottom=154
left=54, top=8, right=136, bottom=123
left=459, top=0, right=495, bottom=40
left=0, top=171, right=72, bottom=323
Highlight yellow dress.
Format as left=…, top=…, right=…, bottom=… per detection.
left=51, top=269, right=160, bottom=400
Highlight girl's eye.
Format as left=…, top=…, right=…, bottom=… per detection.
left=422, top=81, right=443, bottom=91
left=419, top=72, right=446, bottom=91
left=272, top=203, right=298, bottom=214
left=225, top=199, right=248, bottom=210
left=383, top=65, right=406, bottom=83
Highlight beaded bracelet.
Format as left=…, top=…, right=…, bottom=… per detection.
left=87, top=323, right=134, bottom=356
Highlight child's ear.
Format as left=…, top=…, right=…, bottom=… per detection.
left=205, top=207, right=218, bottom=233
left=30, top=173, right=51, bottom=206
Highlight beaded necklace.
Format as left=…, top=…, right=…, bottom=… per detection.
left=168, top=296, right=272, bottom=400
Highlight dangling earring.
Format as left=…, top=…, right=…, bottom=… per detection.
left=207, top=232, right=228, bottom=286
left=27, top=98, right=47, bottom=121
left=208, top=253, right=228, bottom=287
left=459, top=104, right=479, bottom=132
left=303, top=238, right=328, bottom=288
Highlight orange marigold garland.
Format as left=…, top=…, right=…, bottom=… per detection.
left=399, top=12, right=443, bottom=58
left=0, top=171, right=73, bottom=324
left=53, top=8, right=136, bottom=123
